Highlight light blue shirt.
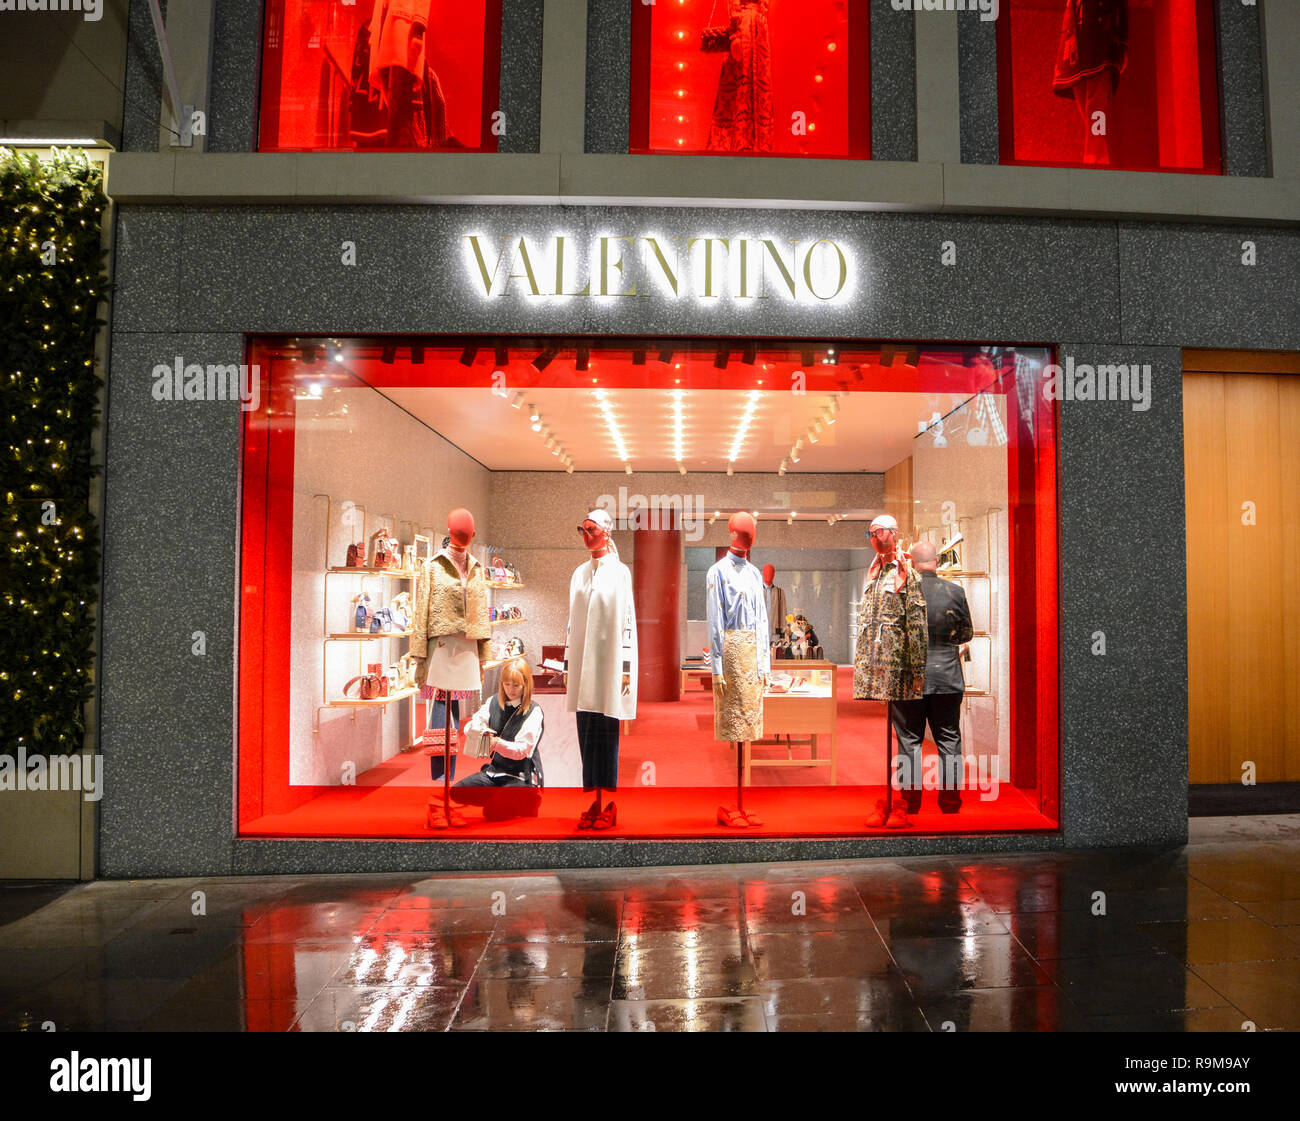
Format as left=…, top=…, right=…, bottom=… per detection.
left=706, top=550, right=770, bottom=675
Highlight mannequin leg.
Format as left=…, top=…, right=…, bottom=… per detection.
left=427, top=694, right=467, bottom=829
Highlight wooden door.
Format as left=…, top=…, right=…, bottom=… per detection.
left=1184, top=351, right=1300, bottom=783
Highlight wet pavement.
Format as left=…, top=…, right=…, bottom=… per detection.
left=2, top=815, right=1298, bottom=1031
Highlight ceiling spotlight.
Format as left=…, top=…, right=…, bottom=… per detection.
left=625, top=463, right=633, bottom=475
left=576, top=345, right=590, bottom=372
left=828, top=516, right=836, bottom=526
left=881, top=345, right=895, bottom=367
left=495, top=344, right=509, bottom=366
left=787, top=515, right=794, bottom=526
left=714, top=348, right=730, bottom=370
left=778, top=465, right=787, bottom=476
left=510, top=391, right=524, bottom=409
left=791, top=449, right=801, bottom=463
left=678, top=462, right=687, bottom=475
left=380, top=345, right=396, bottom=364
left=566, top=464, right=575, bottom=474
left=726, top=461, right=734, bottom=477
left=658, top=348, right=674, bottom=364
left=528, top=403, right=540, bottom=422
left=545, top=437, right=556, bottom=451
left=808, top=427, right=819, bottom=445
left=531, top=420, right=542, bottom=433
left=458, top=346, right=477, bottom=367
left=800, top=348, right=814, bottom=367
left=331, top=347, right=345, bottom=363
left=532, top=349, right=557, bottom=372
left=633, top=348, right=647, bottom=367
left=823, top=406, right=836, bottom=426
left=411, top=346, right=425, bottom=364
left=825, top=348, right=838, bottom=365
left=742, top=341, right=758, bottom=366
left=709, top=514, right=718, bottom=525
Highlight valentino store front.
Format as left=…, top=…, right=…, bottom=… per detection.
left=93, top=0, right=1295, bottom=878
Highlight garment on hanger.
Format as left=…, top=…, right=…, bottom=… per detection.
left=853, top=557, right=927, bottom=701
left=1052, top=0, right=1128, bottom=96
left=707, top=550, right=770, bottom=741
left=764, top=581, right=787, bottom=641
left=707, top=0, right=775, bottom=153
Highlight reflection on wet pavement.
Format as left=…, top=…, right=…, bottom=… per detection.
left=3, top=822, right=1300, bottom=1030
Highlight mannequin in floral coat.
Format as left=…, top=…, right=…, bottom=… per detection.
left=707, top=0, right=775, bottom=153
left=1052, top=0, right=1128, bottom=165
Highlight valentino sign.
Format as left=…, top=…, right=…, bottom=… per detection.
left=463, top=232, right=853, bottom=304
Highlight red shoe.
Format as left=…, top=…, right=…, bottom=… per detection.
left=740, top=810, right=764, bottom=827
left=576, top=806, right=599, bottom=831
left=592, top=801, right=617, bottom=830
left=885, top=805, right=910, bottom=829
left=865, top=798, right=888, bottom=828
left=717, top=805, right=748, bottom=828
left=426, top=801, right=467, bottom=829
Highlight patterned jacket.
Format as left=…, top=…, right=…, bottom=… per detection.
left=411, top=549, right=491, bottom=662
left=853, top=564, right=928, bottom=701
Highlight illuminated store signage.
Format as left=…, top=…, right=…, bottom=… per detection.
left=463, top=233, right=852, bottom=304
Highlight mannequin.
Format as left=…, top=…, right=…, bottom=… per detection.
left=707, top=0, right=775, bottom=153
left=1052, top=0, right=1128, bottom=165
left=564, top=509, right=637, bottom=830
left=853, top=513, right=927, bottom=830
left=366, top=0, right=453, bottom=150
left=412, top=507, right=491, bottom=828
left=761, top=562, right=788, bottom=656
left=707, top=513, right=769, bottom=828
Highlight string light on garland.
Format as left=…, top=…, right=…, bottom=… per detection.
left=0, top=146, right=106, bottom=755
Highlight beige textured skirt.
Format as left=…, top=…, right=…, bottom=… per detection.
left=713, top=629, right=764, bottom=742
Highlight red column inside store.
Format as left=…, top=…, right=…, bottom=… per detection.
left=634, top=522, right=682, bottom=702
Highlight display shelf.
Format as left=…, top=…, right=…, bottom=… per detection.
left=487, top=581, right=526, bottom=590
left=328, top=686, right=420, bottom=708
left=489, top=617, right=526, bottom=627
left=327, top=631, right=414, bottom=640
left=325, top=566, right=414, bottom=578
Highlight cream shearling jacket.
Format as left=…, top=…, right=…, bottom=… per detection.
left=411, top=548, right=491, bottom=663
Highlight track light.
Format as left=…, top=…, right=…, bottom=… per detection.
left=532, top=349, right=557, bottom=372
left=726, top=461, right=734, bottom=477
left=714, top=348, right=730, bottom=370
left=800, top=348, right=814, bottom=367
left=633, top=348, right=646, bottom=367
left=380, top=345, right=396, bottom=364
left=742, top=341, right=758, bottom=365
left=625, top=462, right=633, bottom=475
left=495, top=344, right=509, bottom=366
left=576, top=345, right=590, bottom=372
left=458, top=346, right=477, bottom=367
left=528, top=403, right=540, bottom=422
left=531, top=420, right=542, bottom=433
left=658, top=348, right=674, bottom=364
left=411, top=346, right=425, bottom=364
left=566, top=464, right=574, bottom=474
left=510, top=391, right=524, bottom=409
left=791, top=449, right=800, bottom=463
left=678, top=462, right=687, bottom=475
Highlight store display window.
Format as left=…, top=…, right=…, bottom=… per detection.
left=996, top=0, right=1221, bottom=172
left=237, top=338, right=1058, bottom=841
left=630, top=0, right=870, bottom=159
left=257, top=0, right=503, bottom=152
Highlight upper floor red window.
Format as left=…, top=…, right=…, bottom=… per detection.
left=258, top=0, right=502, bottom=152
left=997, top=0, right=1222, bottom=173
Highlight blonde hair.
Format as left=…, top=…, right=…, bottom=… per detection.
left=497, top=657, right=534, bottom=713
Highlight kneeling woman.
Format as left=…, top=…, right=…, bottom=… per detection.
left=451, top=657, right=545, bottom=819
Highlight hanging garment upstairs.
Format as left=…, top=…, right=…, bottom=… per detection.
left=707, top=0, right=775, bottom=153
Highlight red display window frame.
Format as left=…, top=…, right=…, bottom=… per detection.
left=995, top=0, right=1223, bottom=174
left=630, top=0, right=871, bottom=160
left=236, top=336, right=1059, bottom=841
left=257, top=0, right=504, bottom=153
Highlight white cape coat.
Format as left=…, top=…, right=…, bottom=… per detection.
left=565, top=553, right=638, bottom=720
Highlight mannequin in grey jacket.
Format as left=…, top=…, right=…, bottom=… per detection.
left=890, top=540, right=974, bottom=813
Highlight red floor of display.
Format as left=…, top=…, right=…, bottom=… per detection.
left=242, top=667, right=1059, bottom=839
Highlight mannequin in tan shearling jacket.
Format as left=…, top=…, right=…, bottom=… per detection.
left=410, top=509, right=491, bottom=692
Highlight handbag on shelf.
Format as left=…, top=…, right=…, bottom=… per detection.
left=370, top=528, right=397, bottom=569
left=353, top=593, right=372, bottom=633
left=369, top=607, right=394, bottom=634
left=344, top=672, right=384, bottom=701
left=396, top=653, right=417, bottom=689
left=389, top=591, right=412, bottom=631
left=505, top=636, right=524, bottom=657
left=700, top=0, right=734, bottom=52
left=346, top=541, right=366, bottom=567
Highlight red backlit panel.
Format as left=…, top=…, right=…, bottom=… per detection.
left=631, top=0, right=870, bottom=159
left=997, top=0, right=1221, bottom=173
left=258, top=0, right=502, bottom=152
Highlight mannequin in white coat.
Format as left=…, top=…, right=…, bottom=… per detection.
left=563, top=509, right=637, bottom=830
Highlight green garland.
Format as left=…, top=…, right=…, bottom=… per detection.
left=0, top=148, right=108, bottom=758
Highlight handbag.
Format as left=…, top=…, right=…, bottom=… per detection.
left=505, top=637, right=524, bottom=657
left=370, top=529, right=397, bottom=569
left=344, top=672, right=384, bottom=701
left=346, top=541, right=366, bottom=567
left=370, top=607, right=394, bottom=634
left=353, top=593, right=372, bottom=633
left=389, top=591, right=412, bottom=631
left=700, top=0, right=733, bottom=52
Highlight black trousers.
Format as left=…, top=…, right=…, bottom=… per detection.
left=576, top=710, right=620, bottom=791
left=889, top=693, right=964, bottom=812
left=451, top=767, right=541, bottom=819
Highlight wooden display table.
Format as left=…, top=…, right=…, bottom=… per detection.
left=746, top=661, right=839, bottom=785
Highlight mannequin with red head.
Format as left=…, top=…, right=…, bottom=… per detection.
left=761, top=563, right=787, bottom=653
left=447, top=507, right=475, bottom=548
left=728, top=512, right=756, bottom=557
left=762, top=563, right=775, bottom=586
